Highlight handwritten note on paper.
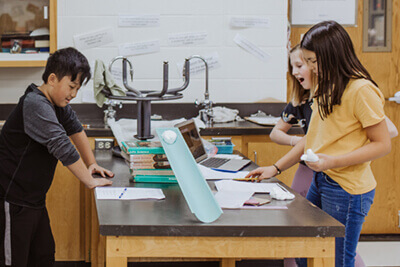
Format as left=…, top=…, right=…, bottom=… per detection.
left=95, top=187, right=165, bottom=200
left=168, top=31, right=208, bottom=46
left=118, top=40, right=160, bottom=56
left=230, top=16, right=270, bottom=28
left=118, top=14, right=160, bottom=27
left=233, top=34, right=271, bottom=62
left=110, top=68, right=123, bottom=84
left=81, top=86, right=96, bottom=103
left=73, top=28, right=113, bottom=50
left=176, top=52, right=220, bottom=76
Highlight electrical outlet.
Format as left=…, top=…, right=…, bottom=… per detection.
left=95, top=138, right=114, bottom=150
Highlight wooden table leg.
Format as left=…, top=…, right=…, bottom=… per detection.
left=106, top=256, right=128, bottom=266
left=308, top=257, right=335, bottom=267
left=220, top=258, right=236, bottom=267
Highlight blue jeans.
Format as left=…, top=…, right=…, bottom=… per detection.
left=297, top=172, right=375, bottom=267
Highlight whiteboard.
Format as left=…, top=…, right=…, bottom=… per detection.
left=290, top=0, right=358, bottom=26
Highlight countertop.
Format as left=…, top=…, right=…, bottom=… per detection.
left=94, top=150, right=344, bottom=237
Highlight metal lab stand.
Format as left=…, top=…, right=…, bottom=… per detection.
left=103, top=56, right=191, bottom=140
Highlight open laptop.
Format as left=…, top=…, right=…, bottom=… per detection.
left=175, top=119, right=251, bottom=172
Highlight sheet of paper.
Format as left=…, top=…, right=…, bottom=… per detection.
left=176, top=52, right=220, bottom=76
left=214, top=190, right=254, bottom=209
left=168, top=31, right=208, bottom=46
left=95, top=187, right=165, bottom=200
left=198, top=164, right=249, bottom=180
left=118, top=14, right=160, bottom=27
left=215, top=180, right=278, bottom=193
left=240, top=205, right=288, bottom=210
left=73, top=27, right=113, bottom=50
left=291, top=0, right=357, bottom=25
left=81, top=86, right=96, bottom=103
left=233, top=33, right=271, bottom=62
left=213, top=154, right=243, bottom=159
left=230, top=16, right=270, bottom=28
left=119, top=40, right=160, bottom=56
left=245, top=116, right=281, bottom=126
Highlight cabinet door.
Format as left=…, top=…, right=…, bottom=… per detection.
left=247, top=142, right=299, bottom=187
left=46, top=162, right=85, bottom=261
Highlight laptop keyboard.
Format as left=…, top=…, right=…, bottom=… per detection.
left=200, top=157, right=230, bottom=168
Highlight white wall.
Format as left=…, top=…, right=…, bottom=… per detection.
left=0, top=0, right=288, bottom=104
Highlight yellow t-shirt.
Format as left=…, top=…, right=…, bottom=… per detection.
left=305, top=79, right=385, bottom=194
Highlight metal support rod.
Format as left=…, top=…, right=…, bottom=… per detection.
left=135, top=100, right=154, bottom=140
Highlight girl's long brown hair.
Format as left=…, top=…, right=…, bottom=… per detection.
left=300, top=20, right=377, bottom=118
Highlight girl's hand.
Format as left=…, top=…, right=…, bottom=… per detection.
left=245, top=166, right=277, bottom=182
left=88, top=163, right=114, bottom=178
left=305, top=154, right=335, bottom=172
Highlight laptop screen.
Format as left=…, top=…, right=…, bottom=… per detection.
left=175, top=120, right=208, bottom=163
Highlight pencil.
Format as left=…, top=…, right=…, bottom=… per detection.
left=233, top=178, right=257, bottom=182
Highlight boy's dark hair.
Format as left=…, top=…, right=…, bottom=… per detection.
left=42, top=47, right=91, bottom=85
left=300, top=20, right=377, bottom=118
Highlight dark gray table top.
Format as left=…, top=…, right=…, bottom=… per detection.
left=94, top=151, right=344, bottom=238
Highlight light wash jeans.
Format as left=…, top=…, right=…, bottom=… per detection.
left=297, top=172, right=375, bottom=267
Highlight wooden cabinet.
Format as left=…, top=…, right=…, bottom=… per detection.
left=247, top=140, right=299, bottom=187
left=0, top=0, right=57, bottom=67
left=46, top=137, right=109, bottom=262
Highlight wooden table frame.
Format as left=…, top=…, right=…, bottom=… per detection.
left=105, top=235, right=335, bottom=267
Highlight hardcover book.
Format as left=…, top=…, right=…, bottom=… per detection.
left=121, top=140, right=165, bottom=154
left=131, top=169, right=174, bottom=176
left=120, top=150, right=168, bottom=162
left=126, top=160, right=171, bottom=170
left=132, top=175, right=177, bottom=183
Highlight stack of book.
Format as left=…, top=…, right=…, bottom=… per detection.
left=121, top=140, right=177, bottom=183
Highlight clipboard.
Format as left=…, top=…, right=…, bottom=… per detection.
left=156, top=128, right=223, bottom=223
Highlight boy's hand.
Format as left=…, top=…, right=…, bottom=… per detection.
left=88, top=163, right=114, bottom=178
left=245, top=166, right=276, bottom=182
left=87, top=177, right=113, bottom=189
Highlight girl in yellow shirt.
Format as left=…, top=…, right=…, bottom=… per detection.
left=300, top=21, right=391, bottom=266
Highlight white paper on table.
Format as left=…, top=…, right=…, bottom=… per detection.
left=176, top=52, right=220, bottom=76
left=118, top=14, right=160, bottom=27
left=230, top=16, right=270, bottom=28
left=214, top=190, right=254, bottom=209
left=95, top=187, right=165, bottom=200
left=168, top=31, right=208, bottom=46
left=213, top=154, right=243, bottom=159
left=198, top=164, right=249, bottom=180
left=118, top=40, right=160, bottom=57
left=215, top=180, right=278, bottom=193
left=233, top=33, right=271, bottom=62
left=73, top=27, right=113, bottom=50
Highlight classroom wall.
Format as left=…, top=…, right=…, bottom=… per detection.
left=0, top=0, right=288, bottom=104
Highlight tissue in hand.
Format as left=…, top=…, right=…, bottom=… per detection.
left=300, top=149, right=319, bottom=162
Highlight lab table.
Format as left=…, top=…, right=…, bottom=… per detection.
left=93, top=151, right=344, bottom=266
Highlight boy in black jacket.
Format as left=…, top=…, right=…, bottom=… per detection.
left=0, top=47, right=113, bottom=266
